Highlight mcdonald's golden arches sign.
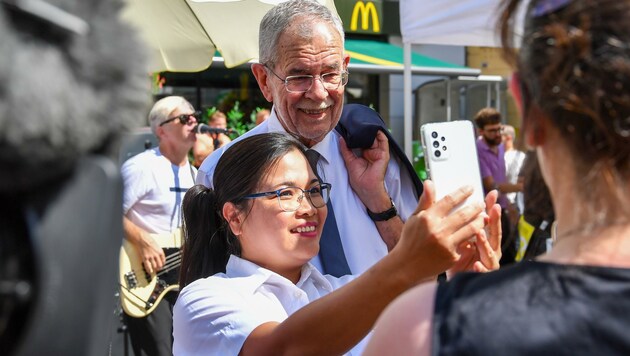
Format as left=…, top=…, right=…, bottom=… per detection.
left=337, top=0, right=383, bottom=35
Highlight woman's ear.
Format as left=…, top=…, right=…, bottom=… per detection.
left=523, top=105, right=549, bottom=147
left=509, top=72, right=524, bottom=116
left=511, top=72, right=548, bottom=148
left=222, top=202, right=243, bottom=236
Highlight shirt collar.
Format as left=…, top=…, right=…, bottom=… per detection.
left=296, top=262, right=334, bottom=292
left=225, top=255, right=333, bottom=294
left=265, top=106, right=286, bottom=133
left=309, top=129, right=338, bottom=168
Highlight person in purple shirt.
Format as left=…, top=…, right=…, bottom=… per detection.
left=474, top=107, right=523, bottom=265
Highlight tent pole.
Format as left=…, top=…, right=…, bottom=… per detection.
left=403, top=42, right=412, bottom=160
left=446, top=79, right=451, bottom=121
left=495, top=81, right=501, bottom=113
left=486, top=83, right=491, bottom=107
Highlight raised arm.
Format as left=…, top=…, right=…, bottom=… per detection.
left=239, top=182, right=495, bottom=355
left=339, top=131, right=404, bottom=250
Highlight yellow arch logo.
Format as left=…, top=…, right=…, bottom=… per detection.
left=350, top=1, right=380, bottom=33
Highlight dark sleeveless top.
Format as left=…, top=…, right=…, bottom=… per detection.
left=433, top=261, right=630, bottom=355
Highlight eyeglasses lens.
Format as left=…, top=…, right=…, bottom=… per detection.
left=285, top=72, right=348, bottom=93
left=277, top=185, right=329, bottom=211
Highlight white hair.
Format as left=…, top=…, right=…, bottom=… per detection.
left=148, top=96, right=194, bottom=135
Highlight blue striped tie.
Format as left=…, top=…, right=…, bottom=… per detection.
left=305, top=149, right=351, bottom=277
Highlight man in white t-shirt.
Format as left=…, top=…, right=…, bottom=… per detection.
left=196, top=0, right=418, bottom=276
left=502, top=124, right=526, bottom=213
left=121, top=96, right=198, bottom=356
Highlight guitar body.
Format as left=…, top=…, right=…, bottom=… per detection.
left=119, top=230, right=182, bottom=318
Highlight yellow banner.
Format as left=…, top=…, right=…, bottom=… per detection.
left=515, top=215, right=535, bottom=262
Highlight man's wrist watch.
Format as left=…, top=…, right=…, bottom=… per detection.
left=367, top=197, right=398, bottom=222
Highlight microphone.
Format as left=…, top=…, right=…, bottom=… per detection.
left=195, top=124, right=234, bottom=135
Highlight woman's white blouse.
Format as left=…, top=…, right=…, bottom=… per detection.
left=173, top=255, right=362, bottom=355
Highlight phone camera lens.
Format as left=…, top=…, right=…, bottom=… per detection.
left=442, top=146, right=448, bottom=151
left=441, top=136, right=446, bottom=142
left=431, top=131, right=438, bottom=138
left=435, top=150, right=441, bottom=158
left=432, top=141, right=439, bottom=148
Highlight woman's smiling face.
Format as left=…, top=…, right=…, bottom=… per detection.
left=236, top=148, right=327, bottom=279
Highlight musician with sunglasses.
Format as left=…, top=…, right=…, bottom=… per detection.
left=121, top=95, right=199, bottom=356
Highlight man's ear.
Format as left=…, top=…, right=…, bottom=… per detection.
left=155, top=125, right=166, bottom=140
left=222, top=202, right=243, bottom=236
left=251, top=63, right=274, bottom=103
left=343, top=53, right=350, bottom=69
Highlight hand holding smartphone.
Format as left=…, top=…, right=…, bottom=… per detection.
left=420, top=120, right=485, bottom=213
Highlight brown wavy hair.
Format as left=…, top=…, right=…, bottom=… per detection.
left=497, top=0, right=630, bottom=225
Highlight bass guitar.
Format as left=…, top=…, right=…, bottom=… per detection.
left=119, top=229, right=182, bottom=318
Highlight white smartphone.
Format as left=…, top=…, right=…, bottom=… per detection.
left=420, top=120, right=485, bottom=212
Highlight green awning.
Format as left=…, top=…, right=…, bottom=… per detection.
left=344, top=39, right=479, bottom=76
left=203, top=39, right=479, bottom=76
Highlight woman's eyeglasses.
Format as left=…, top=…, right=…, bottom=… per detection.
left=159, top=111, right=200, bottom=127
left=240, top=183, right=331, bottom=212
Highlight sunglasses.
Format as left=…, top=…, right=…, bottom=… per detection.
left=159, top=111, right=200, bottom=127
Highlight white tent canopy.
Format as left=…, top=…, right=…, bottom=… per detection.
left=399, top=0, right=524, bottom=158
left=400, top=0, right=505, bottom=48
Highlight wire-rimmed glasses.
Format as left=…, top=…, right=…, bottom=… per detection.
left=265, top=65, right=349, bottom=93
left=241, top=183, right=331, bottom=212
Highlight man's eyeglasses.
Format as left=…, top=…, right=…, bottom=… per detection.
left=159, top=111, right=200, bottom=127
left=241, top=183, right=331, bottom=212
left=265, top=65, right=349, bottom=93
left=485, top=126, right=504, bottom=134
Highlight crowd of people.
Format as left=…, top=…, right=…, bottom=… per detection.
left=4, top=0, right=630, bottom=354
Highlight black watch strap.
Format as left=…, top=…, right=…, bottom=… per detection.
left=367, top=197, right=398, bottom=222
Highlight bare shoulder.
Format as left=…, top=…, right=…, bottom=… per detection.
left=364, top=282, right=437, bottom=356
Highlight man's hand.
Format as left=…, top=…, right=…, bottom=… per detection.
left=136, top=232, right=166, bottom=274
left=339, top=130, right=390, bottom=212
left=123, top=217, right=166, bottom=275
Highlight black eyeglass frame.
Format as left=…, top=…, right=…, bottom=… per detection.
left=240, top=183, right=332, bottom=212
left=264, top=65, right=349, bottom=93
left=159, top=111, right=201, bottom=127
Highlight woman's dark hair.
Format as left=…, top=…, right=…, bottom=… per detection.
left=497, top=0, right=630, bottom=223
left=179, top=132, right=308, bottom=288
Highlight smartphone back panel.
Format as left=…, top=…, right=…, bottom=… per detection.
left=420, top=120, right=485, bottom=211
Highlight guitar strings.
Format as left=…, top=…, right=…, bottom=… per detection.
left=156, top=251, right=182, bottom=277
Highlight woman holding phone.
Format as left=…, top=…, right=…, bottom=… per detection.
left=173, top=132, right=501, bottom=355
left=364, top=0, right=630, bottom=354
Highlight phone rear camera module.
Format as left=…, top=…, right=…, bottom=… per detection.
left=431, top=131, right=438, bottom=139
left=433, top=141, right=439, bottom=148
left=434, top=150, right=441, bottom=158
